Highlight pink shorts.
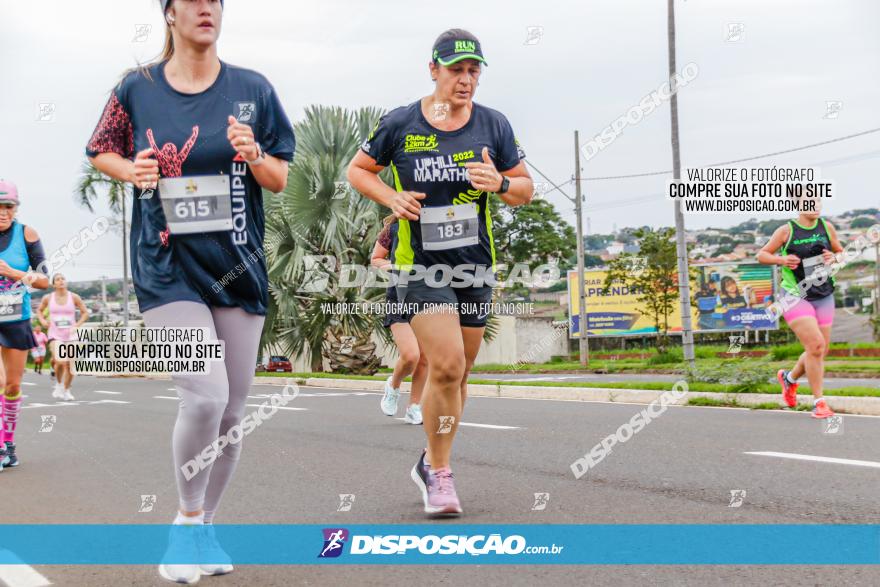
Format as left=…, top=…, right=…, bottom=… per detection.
left=781, top=293, right=835, bottom=327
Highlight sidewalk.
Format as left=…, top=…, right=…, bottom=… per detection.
left=252, top=376, right=880, bottom=417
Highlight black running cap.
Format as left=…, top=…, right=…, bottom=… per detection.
left=432, top=38, right=487, bottom=66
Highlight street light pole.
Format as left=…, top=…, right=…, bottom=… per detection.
left=667, top=0, right=695, bottom=366
left=874, top=240, right=879, bottom=319
left=574, top=131, right=589, bottom=367
left=122, top=190, right=130, bottom=327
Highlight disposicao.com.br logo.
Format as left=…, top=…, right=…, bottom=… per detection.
left=318, top=529, right=564, bottom=558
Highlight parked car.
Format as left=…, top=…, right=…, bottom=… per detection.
left=266, top=355, right=292, bottom=373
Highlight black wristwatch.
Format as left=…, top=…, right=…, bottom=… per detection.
left=498, top=176, right=510, bottom=194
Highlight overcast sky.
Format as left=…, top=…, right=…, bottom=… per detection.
left=1, top=0, right=878, bottom=282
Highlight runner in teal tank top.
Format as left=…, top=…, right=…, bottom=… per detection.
left=0, top=180, right=51, bottom=471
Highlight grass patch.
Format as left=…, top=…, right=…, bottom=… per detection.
left=647, top=350, right=683, bottom=365
left=687, top=398, right=800, bottom=411
left=749, top=402, right=784, bottom=410
left=465, top=378, right=880, bottom=397
left=252, top=371, right=880, bottom=398
left=257, top=371, right=385, bottom=382
left=687, top=396, right=739, bottom=408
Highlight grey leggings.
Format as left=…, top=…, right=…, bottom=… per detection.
left=142, top=301, right=265, bottom=518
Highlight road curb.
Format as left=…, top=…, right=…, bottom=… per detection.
left=252, top=376, right=880, bottom=416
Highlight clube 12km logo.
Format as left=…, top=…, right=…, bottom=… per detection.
left=318, top=528, right=562, bottom=558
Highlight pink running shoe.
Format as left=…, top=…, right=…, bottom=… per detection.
left=411, top=455, right=462, bottom=516
left=777, top=369, right=799, bottom=408
left=811, top=399, right=834, bottom=419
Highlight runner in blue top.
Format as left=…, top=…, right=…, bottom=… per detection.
left=86, top=0, right=294, bottom=582
left=0, top=180, right=50, bottom=472
left=348, top=28, right=533, bottom=517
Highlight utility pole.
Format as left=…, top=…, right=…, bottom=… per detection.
left=667, top=0, right=695, bottom=366
left=122, top=193, right=130, bottom=327
left=874, top=241, right=879, bottom=318
left=574, top=131, right=589, bottom=367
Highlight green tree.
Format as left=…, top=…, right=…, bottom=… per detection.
left=584, top=253, right=604, bottom=267
left=696, top=233, right=719, bottom=245
left=758, top=219, right=786, bottom=236
left=603, top=227, right=679, bottom=352
left=584, top=234, right=613, bottom=251
left=850, top=216, right=876, bottom=229
left=489, top=197, right=576, bottom=270
left=75, top=161, right=133, bottom=321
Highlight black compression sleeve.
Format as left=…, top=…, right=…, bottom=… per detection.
left=26, top=238, right=48, bottom=274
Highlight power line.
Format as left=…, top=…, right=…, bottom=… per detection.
left=556, top=148, right=880, bottom=216
left=580, top=126, right=880, bottom=182
left=525, top=126, right=880, bottom=199
left=524, top=160, right=574, bottom=201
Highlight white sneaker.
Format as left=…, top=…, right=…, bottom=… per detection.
left=51, top=384, right=64, bottom=400
left=197, top=525, right=233, bottom=576
left=63, top=388, right=74, bottom=401
left=158, top=562, right=201, bottom=585
left=159, top=521, right=201, bottom=584
left=380, top=377, right=400, bottom=416
left=404, top=404, right=423, bottom=425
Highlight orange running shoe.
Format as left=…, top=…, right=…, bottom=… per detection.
left=811, top=398, right=834, bottom=419
left=777, top=369, right=798, bottom=408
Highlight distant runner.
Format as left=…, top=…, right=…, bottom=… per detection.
left=31, top=324, right=48, bottom=375
left=38, top=274, right=89, bottom=401
left=371, top=216, right=425, bottom=424
left=758, top=199, right=842, bottom=418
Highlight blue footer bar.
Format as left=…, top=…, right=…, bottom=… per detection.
left=1, top=525, right=879, bottom=565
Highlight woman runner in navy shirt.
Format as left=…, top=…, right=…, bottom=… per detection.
left=87, top=0, right=294, bottom=582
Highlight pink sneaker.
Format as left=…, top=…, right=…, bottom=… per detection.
left=812, top=399, right=834, bottom=419
left=777, top=369, right=798, bottom=408
left=411, top=455, right=462, bottom=516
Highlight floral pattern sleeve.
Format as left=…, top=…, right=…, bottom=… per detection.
left=86, top=91, right=134, bottom=159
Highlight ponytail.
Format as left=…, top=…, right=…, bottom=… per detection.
left=117, top=1, right=174, bottom=86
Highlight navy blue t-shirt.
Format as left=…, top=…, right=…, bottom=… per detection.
left=361, top=101, right=524, bottom=272
left=86, top=61, right=295, bottom=315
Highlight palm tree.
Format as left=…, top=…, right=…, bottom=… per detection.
left=262, top=105, right=388, bottom=373
left=75, top=161, right=131, bottom=325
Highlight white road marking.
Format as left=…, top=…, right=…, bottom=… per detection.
left=249, top=391, right=368, bottom=399
left=0, top=551, right=52, bottom=586
left=395, top=418, right=520, bottom=430
left=156, top=396, right=304, bottom=410
left=21, top=402, right=80, bottom=409
left=245, top=404, right=306, bottom=411
left=167, top=388, right=176, bottom=392
left=20, top=382, right=36, bottom=387
left=746, top=451, right=880, bottom=469
left=23, top=399, right=130, bottom=409
left=93, top=390, right=122, bottom=395
left=503, top=375, right=585, bottom=382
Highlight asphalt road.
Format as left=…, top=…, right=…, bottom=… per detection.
left=3, top=372, right=879, bottom=586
